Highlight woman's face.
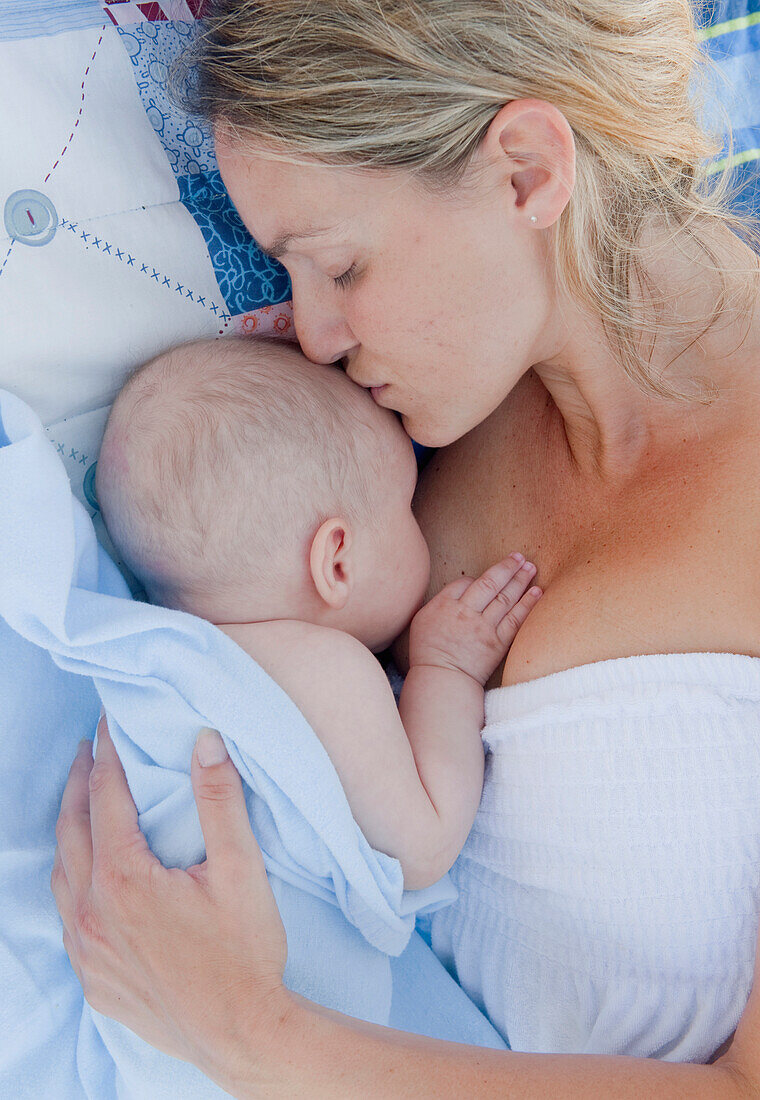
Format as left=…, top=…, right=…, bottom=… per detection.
left=216, top=136, right=557, bottom=447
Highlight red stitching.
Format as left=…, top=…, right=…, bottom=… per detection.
left=44, top=27, right=106, bottom=184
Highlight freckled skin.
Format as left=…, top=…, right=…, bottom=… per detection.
left=411, top=377, right=760, bottom=685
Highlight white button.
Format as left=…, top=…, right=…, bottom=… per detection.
left=4, top=190, right=58, bottom=247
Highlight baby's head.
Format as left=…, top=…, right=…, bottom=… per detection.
left=96, top=337, right=430, bottom=651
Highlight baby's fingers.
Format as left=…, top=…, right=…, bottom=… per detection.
left=480, top=559, right=538, bottom=625
left=438, top=576, right=474, bottom=601
left=496, top=585, right=543, bottom=646
left=459, top=554, right=529, bottom=614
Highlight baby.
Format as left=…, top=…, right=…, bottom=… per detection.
left=96, top=336, right=541, bottom=890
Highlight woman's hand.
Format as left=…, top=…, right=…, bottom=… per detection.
left=51, top=718, right=290, bottom=1088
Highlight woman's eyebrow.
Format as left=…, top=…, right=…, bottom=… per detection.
left=261, top=225, right=338, bottom=259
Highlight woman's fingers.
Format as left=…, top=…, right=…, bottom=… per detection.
left=62, top=928, right=84, bottom=988
left=191, top=729, right=266, bottom=888
left=89, top=716, right=151, bottom=873
left=190, top=730, right=289, bottom=999
left=54, top=738, right=95, bottom=900
left=51, top=723, right=289, bottom=1071
left=51, top=845, right=75, bottom=933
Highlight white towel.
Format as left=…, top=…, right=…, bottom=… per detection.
left=426, top=652, right=760, bottom=1060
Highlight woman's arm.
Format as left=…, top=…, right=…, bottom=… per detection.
left=232, top=996, right=758, bottom=1100
left=52, top=721, right=760, bottom=1100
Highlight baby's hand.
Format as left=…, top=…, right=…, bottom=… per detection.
left=408, top=554, right=542, bottom=687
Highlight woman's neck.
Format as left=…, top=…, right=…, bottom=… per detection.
left=533, top=225, right=760, bottom=483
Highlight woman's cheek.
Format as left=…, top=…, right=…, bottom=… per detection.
left=352, top=272, right=412, bottom=344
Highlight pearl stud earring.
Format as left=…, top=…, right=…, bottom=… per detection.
left=530, top=215, right=538, bottom=224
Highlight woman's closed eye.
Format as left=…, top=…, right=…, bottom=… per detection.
left=333, top=263, right=358, bottom=290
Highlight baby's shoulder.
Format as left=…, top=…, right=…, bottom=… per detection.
left=221, top=618, right=376, bottom=675
left=219, top=619, right=396, bottom=733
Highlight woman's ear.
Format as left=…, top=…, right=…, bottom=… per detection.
left=483, top=98, right=575, bottom=229
left=308, top=517, right=353, bottom=610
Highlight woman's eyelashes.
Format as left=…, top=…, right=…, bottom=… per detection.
left=333, top=263, right=358, bottom=290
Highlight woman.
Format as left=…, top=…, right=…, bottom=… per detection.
left=52, top=0, right=760, bottom=1092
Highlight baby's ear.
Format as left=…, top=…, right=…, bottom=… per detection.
left=308, top=517, right=353, bottom=610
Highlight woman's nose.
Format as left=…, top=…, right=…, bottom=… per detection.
left=291, top=285, right=358, bottom=366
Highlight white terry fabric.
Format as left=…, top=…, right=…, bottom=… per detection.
left=427, top=652, right=760, bottom=1061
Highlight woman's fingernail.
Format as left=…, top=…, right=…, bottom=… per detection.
left=196, top=728, right=228, bottom=767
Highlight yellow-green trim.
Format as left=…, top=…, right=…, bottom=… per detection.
left=697, top=11, right=760, bottom=42
left=706, top=147, right=760, bottom=173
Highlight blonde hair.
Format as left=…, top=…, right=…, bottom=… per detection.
left=96, top=337, right=385, bottom=612
left=178, top=0, right=760, bottom=401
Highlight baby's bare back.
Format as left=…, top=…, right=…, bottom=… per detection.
left=217, top=618, right=469, bottom=888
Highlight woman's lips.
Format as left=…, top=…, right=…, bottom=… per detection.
left=370, top=384, right=388, bottom=403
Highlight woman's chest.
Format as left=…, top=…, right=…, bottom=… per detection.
left=413, top=376, right=760, bottom=686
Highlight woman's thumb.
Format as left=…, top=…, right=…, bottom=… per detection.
left=191, top=729, right=259, bottom=874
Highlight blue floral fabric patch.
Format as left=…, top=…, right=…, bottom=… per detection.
left=117, top=20, right=215, bottom=178
left=178, top=170, right=291, bottom=313
left=118, top=19, right=291, bottom=315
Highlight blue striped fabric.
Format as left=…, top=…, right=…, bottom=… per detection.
left=698, top=0, right=760, bottom=36
left=0, top=1, right=103, bottom=41
left=698, top=0, right=760, bottom=210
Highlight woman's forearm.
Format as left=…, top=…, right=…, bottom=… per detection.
left=222, top=993, right=754, bottom=1100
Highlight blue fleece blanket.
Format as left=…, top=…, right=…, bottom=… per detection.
left=0, top=389, right=505, bottom=1098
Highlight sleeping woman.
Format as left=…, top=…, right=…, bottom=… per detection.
left=52, top=0, right=760, bottom=1093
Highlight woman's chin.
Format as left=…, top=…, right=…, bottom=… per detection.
left=400, top=413, right=458, bottom=449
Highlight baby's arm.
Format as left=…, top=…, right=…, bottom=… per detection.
left=267, top=556, right=540, bottom=891
left=397, top=555, right=541, bottom=886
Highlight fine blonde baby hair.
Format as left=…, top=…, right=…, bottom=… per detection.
left=177, top=0, right=760, bottom=402
left=96, top=336, right=383, bottom=612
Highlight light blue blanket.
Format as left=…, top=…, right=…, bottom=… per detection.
left=0, top=389, right=505, bottom=1099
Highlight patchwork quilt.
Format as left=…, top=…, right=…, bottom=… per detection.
left=0, top=0, right=293, bottom=575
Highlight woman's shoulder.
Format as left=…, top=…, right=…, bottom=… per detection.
left=416, top=369, right=760, bottom=688
left=500, top=439, right=760, bottom=687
